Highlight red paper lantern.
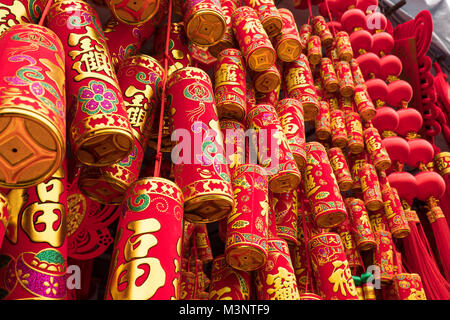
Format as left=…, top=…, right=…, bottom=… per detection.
left=350, top=29, right=373, bottom=57
left=365, top=78, right=388, bottom=109
left=371, top=106, right=399, bottom=136
left=383, top=136, right=410, bottom=165
left=356, top=52, right=380, bottom=80
left=379, top=55, right=403, bottom=82
left=406, top=139, right=434, bottom=168
left=396, top=108, right=423, bottom=137
left=371, top=32, right=394, bottom=57
left=340, top=8, right=367, bottom=34
left=387, top=171, right=418, bottom=205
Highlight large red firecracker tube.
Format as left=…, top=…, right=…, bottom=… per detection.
left=274, top=8, right=302, bottom=63
left=320, top=57, right=339, bottom=93
left=250, top=63, right=281, bottom=94
left=242, top=0, right=282, bottom=39
left=271, top=190, right=298, bottom=245
left=345, top=111, right=365, bottom=154
left=0, top=0, right=48, bottom=37
left=255, top=238, right=300, bottom=300
left=354, top=84, right=377, bottom=122
left=276, top=98, right=306, bottom=170
left=220, top=119, right=246, bottom=169
left=208, top=255, right=252, bottom=300
left=0, top=24, right=66, bottom=189
left=302, top=142, right=347, bottom=228
left=232, top=6, right=276, bottom=72
left=79, top=54, right=163, bottom=204
left=246, top=103, right=301, bottom=193
left=392, top=273, right=427, bottom=300
left=168, top=67, right=234, bottom=223
left=285, top=53, right=319, bottom=121
left=308, top=232, right=359, bottom=300
left=214, top=48, right=247, bottom=122
left=344, top=197, right=376, bottom=251
left=315, top=100, right=331, bottom=141
left=328, top=147, right=353, bottom=192
left=373, top=229, right=395, bottom=284
left=369, top=207, right=390, bottom=233
left=336, top=218, right=363, bottom=271
left=336, top=60, right=355, bottom=97
left=105, top=0, right=160, bottom=25
left=364, top=126, right=391, bottom=171
left=208, top=0, right=239, bottom=58
left=359, top=163, right=383, bottom=211
left=105, top=177, right=184, bottom=300
left=348, top=151, right=367, bottom=190
left=335, top=31, right=353, bottom=62
left=183, top=0, right=226, bottom=47
left=330, top=108, right=349, bottom=148
left=312, top=15, right=333, bottom=48
left=47, top=0, right=134, bottom=167
left=103, top=11, right=163, bottom=70
left=434, top=152, right=450, bottom=181
left=379, top=177, right=410, bottom=239
left=193, top=224, right=213, bottom=264
left=307, top=35, right=322, bottom=67
left=298, top=23, right=312, bottom=50
left=0, top=162, right=68, bottom=300
left=225, top=163, right=269, bottom=272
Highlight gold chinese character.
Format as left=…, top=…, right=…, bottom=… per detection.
left=328, top=260, right=357, bottom=297
left=266, top=266, right=300, bottom=300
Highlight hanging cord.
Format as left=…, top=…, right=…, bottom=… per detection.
left=154, top=0, right=173, bottom=177
left=324, top=0, right=336, bottom=36
left=38, top=0, right=54, bottom=26
left=307, top=0, right=313, bottom=24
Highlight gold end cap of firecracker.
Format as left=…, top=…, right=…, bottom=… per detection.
left=315, top=210, right=347, bottom=228
left=185, top=9, right=227, bottom=47
left=107, top=0, right=161, bottom=26
left=303, top=102, right=320, bottom=122
left=78, top=166, right=130, bottom=205
left=217, top=102, right=246, bottom=122
left=184, top=193, right=234, bottom=224
left=225, top=244, right=267, bottom=272
left=277, top=38, right=302, bottom=63
left=357, top=240, right=377, bottom=251
left=75, top=130, right=134, bottom=167
left=339, top=180, right=354, bottom=192
left=365, top=199, right=384, bottom=212
left=247, top=47, right=277, bottom=73
left=348, top=143, right=365, bottom=155
left=261, top=15, right=283, bottom=39
left=0, top=108, right=65, bottom=189
left=269, top=172, right=301, bottom=193
left=208, top=39, right=235, bottom=58
left=254, top=70, right=281, bottom=94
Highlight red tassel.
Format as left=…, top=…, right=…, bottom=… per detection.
left=426, top=205, right=450, bottom=281
left=401, top=208, right=450, bottom=299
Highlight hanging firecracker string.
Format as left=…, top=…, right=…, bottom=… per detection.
left=154, top=0, right=173, bottom=178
